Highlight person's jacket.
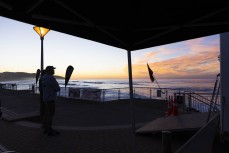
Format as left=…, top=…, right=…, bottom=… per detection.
left=42, top=74, right=60, bottom=101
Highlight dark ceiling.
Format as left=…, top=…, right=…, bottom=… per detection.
left=1, top=0, right=229, bottom=51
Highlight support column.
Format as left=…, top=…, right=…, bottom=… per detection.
left=220, top=32, right=229, bottom=134
left=127, top=50, right=135, bottom=133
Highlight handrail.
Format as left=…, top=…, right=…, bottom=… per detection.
left=175, top=113, right=219, bottom=153
left=185, top=91, right=211, bottom=104
left=183, top=91, right=220, bottom=107
left=189, top=93, right=211, bottom=106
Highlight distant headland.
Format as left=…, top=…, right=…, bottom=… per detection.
left=0, top=72, right=64, bottom=81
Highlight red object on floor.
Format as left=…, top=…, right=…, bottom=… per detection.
left=165, top=96, right=173, bottom=116
left=172, top=98, right=179, bottom=116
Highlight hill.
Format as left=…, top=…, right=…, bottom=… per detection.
left=0, top=72, right=64, bottom=81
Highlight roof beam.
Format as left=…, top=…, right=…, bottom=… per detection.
left=53, top=0, right=128, bottom=48
left=133, top=7, right=229, bottom=48
left=94, top=25, right=128, bottom=49
left=132, top=26, right=179, bottom=48
left=31, top=14, right=91, bottom=27
left=187, top=6, right=229, bottom=24
left=27, top=0, right=45, bottom=13
left=53, top=0, right=94, bottom=26
left=183, top=22, right=229, bottom=28
left=133, top=26, right=178, bottom=32
left=0, top=1, right=13, bottom=11
left=31, top=15, right=127, bottom=49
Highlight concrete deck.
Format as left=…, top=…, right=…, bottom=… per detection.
left=0, top=89, right=228, bottom=153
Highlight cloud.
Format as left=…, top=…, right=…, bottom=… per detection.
left=185, top=37, right=219, bottom=55
left=125, top=36, right=220, bottom=79
left=134, top=51, right=159, bottom=63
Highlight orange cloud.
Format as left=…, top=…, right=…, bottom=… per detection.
left=127, top=36, right=220, bottom=79
left=133, top=51, right=159, bottom=64
left=145, top=52, right=158, bottom=58
left=125, top=46, right=219, bottom=79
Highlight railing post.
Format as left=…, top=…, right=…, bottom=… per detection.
left=133, top=88, right=135, bottom=99
left=188, top=93, right=192, bottom=111
left=174, top=93, right=176, bottom=102
left=183, top=93, right=185, bottom=111
left=32, top=84, right=35, bottom=93
left=166, top=89, right=168, bottom=100
left=103, top=89, right=105, bottom=102
left=150, top=88, right=152, bottom=99
left=118, top=89, right=120, bottom=100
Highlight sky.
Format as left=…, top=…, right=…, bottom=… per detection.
left=0, top=16, right=220, bottom=80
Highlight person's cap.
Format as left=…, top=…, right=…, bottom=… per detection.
left=45, top=66, right=56, bottom=72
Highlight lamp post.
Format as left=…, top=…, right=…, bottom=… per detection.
left=33, top=26, right=50, bottom=121
left=33, top=26, right=50, bottom=72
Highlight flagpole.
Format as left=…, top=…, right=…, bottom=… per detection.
left=154, top=74, right=165, bottom=94
left=155, top=77, right=161, bottom=89
left=147, top=63, right=164, bottom=94
left=153, top=74, right=161, bottom=89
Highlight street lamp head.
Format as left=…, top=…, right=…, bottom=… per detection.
left=33, top=26, right=50, bottom=38
left=33, top=26, right=50, bottom=72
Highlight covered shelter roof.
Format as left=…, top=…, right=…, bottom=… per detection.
left=1, top=0, right=229, bottom=134
left=1, top=0, right=229, bottom=51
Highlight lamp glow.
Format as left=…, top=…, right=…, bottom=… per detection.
left=33, top=26, right=50, bottom=38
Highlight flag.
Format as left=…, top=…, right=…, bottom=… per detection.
left=65, top=65, right=74, bottom=88
left=36, top=69, right=41, bottom=84
left=147, top=63, right=155, bottom=82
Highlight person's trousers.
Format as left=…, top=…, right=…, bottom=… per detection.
left=43, top=101, right=55, bottom=132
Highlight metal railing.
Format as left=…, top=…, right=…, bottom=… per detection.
left=58, top=87, right=170, bottom=102
left=174, top=92, right=220, bottom=112
left=0, top=83, right=33, bottom=91
left=60, top=87, right=183, bottom=102
left=0, top=83, right=221, bottom=112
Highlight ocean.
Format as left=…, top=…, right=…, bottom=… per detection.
left=1, top=78, right=216, bottom=93
left=1, top=78, right=219, bottom=112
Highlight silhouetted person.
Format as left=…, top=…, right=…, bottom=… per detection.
left=42, top=66, right=60, bottom=136
left=39, top=70, right=46, bottom=127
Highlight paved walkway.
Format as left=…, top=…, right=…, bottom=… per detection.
left=0, top=89, right=228, bottom=153
left=0, top=90, right=168, bottom=128
left=0, top=89, right=170, bottom=153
